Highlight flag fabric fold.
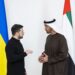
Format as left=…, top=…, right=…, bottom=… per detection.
left=63, top=0, right=75, bottom=75
left=0, top=0, right=8, bottom=75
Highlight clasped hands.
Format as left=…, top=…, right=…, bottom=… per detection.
left=39, top=52, right=48, bottom=63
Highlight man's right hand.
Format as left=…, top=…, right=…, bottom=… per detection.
left=38, top=52, right=45, bottom=63
left=38, top=52, right=48, bottom=63
left=25, top=50, right=33, bottom=55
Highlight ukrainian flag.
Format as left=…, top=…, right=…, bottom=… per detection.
left=0, top=0, right=8, bottom=75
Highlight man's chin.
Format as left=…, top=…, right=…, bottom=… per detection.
left=19, top=37, right=23, bottom=39
left=46, top=32, right=50, bottom=34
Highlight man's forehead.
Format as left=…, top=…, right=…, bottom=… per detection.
left=19, top=28, right=23, bottom=31
left=44, top=24, right=50, bottom=27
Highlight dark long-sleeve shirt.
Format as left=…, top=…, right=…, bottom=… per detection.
left=5, top=37, right=27, bottom=75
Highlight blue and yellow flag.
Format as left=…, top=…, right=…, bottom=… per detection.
left=0, top=0, right=8, bottom=75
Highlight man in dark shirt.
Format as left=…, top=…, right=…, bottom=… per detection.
left=5, top=24, right=32, bottom=75
left=39, top=19, right=68, bottom=75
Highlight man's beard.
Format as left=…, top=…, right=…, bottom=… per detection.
left=18, top=36, right=23, bottom=39
left=46, top=31, right=50, bottom=34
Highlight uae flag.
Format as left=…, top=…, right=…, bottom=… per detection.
left=63, top=0, right=75, bottom=75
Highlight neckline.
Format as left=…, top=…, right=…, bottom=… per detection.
left=12, top=37, right=20, bottom=41
left=50, top=33, right=58, bottom=36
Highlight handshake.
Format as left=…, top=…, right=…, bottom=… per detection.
left=38, top=52, right=48, bottom=63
